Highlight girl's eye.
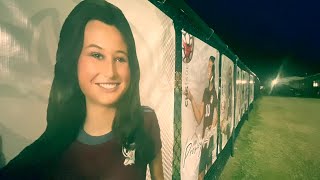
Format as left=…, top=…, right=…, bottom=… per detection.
left=115, top=57, right=127, bottom=63
left=90, top=52, right=104, bottom=60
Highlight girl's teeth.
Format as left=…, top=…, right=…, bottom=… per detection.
left=99, top=83, right=118, bottom=89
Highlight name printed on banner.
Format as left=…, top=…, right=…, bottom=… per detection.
left=183, top=134, right=202, bottom=168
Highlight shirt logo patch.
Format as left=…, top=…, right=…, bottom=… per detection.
left=122, top=145, right=136, bottom=166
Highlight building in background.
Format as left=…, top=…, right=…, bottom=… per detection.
left=301, top=73, right=320, bottom=98
left=270, top=73, right=320, bottom=98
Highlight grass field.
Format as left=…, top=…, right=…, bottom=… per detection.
left=219, top=96, right=320, bottom=180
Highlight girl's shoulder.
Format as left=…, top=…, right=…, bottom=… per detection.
left=141, top=106, right=158, bottom=129
left=142, top=106, right=162, bottom=160
left=140, top=105, right=162, bottom=151
left=141, top=105, right=155, bottom=113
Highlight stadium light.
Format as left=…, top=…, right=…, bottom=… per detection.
left=271, top=79, right=278, bottom=86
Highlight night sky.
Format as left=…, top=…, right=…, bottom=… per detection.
left=185, top=0, right=320, bottom=83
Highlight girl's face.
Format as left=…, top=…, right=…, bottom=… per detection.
left=207, top=60, right=214, bottom=80
left=78, top=20, right=131, bottom=107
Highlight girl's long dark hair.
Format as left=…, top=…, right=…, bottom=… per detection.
left=209, top=55, right=216, bottom=86
left=1, top=0, right=153, bottom=177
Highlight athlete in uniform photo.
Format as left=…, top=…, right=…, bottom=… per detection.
left=221, top=66, right=233, bottom=139
left=184, top=56, right=218, bottom=180
left=237, top=69, right=241, bottom=123
left=242, top=72, right=246, bottom=115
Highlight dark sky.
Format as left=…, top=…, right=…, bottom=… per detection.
left=185, top=0, right=320, bottom=83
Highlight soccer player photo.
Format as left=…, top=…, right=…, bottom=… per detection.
left=219, top=55, right=234, bottom=150
left=180, top=31, right=220, bottom=180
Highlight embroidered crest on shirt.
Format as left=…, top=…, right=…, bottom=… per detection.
left=122, top=144, right=136, bottom=166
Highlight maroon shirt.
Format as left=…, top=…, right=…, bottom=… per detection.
left=202, top=87, right=218, bottom=137
left=48, top=107, right=161, bottom=180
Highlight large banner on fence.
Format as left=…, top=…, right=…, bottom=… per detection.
left=249, top=74, right=254, bottom=104
left=0, top=0, right=175, bottom=179
left=244, top=71, right=250, bottom=111
left=235, top=66, right=242, bottom=126
left=180, top=31, right=220, bottom=180
left=240, top=70, right=247, bottom=116
left=219, top=55, right=234, bottom=150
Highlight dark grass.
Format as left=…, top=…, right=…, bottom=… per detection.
left=219, top=96, right=320, bottom=180
left=204, top=108, right=249, bottom=180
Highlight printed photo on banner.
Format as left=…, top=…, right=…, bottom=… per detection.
left=219, top=55, right=234, bottom=151
left=180, top=30, right=220, bottom=180
left=235, top=66, right=242, bottom=126
left=0, top=0, right=175, bottom=179
left=250, top=74, right=255, bottom=104
left=241, top=70, right=246, bottom=116
left=244, top=71, right=250, bottom=111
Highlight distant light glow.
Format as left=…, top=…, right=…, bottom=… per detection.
left=271, top=79, right=279, bottom=86
left=260, top=86, right=264, bottom=90
left=313, top=81, right=319, bottom=87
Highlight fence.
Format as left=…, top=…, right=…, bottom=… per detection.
left=0, top=0, right=259, bottom=179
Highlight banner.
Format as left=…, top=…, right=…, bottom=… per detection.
left=244, top=71, right=250, bottom=111
left=219, top=55, right=234, bottom=150
left=180, top=31, right=220, bottom=180
left=249, top=74, right=255, bottom=104
left=240, top=70, right=246, bottom=116
left=235, top=66, right=242, bottom=126
left=0, top=0, right=175, bottom=179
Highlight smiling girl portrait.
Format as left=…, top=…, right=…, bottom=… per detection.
left=0, top=0, right=163, bottom=179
